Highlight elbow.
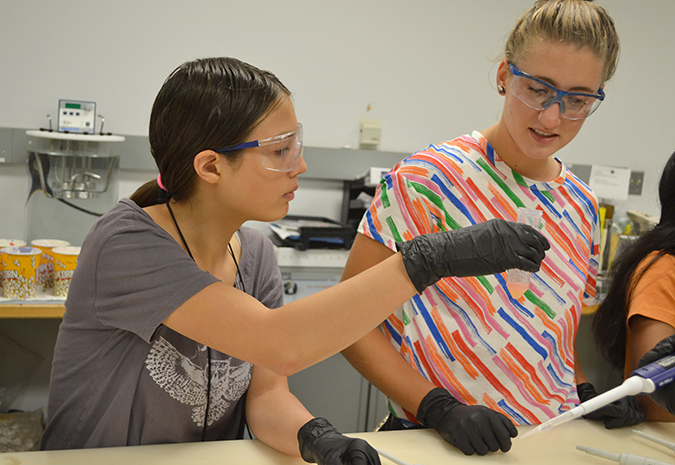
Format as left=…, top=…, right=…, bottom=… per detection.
left=265, top=349, right=311, bottom=377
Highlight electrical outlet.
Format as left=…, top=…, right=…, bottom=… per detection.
left=629, top=170, right=644, bottom=196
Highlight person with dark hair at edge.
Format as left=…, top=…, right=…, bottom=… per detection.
left=593, top=151, right=675, bottom=422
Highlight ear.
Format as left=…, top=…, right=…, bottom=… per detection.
left=193, top=150, right=222, bottom=186
left=496, top=60, right=509, bottom=91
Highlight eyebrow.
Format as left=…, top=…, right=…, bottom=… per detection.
left=532, top=74, right=598, bottom=94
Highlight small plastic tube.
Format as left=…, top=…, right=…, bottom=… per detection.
left=506, top=208, right=543, bottom=298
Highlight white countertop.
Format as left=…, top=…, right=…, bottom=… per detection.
left=2, top=421, right=674, bottom=465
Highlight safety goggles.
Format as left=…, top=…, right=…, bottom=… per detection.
left=214, top=123, right=303, bottom=172
left=508, top=63, right=605, bottom=120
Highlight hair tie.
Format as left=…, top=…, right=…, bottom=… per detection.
left=157, top=174, right=167, bottom=191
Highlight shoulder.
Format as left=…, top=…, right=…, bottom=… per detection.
left=391, top=133, right=485, bottom=178
left=88, top=199, right=156, bottom=238
left=637, top=252, right=675, bottom=280
left=79, top=199, right=178, bottom=269
left=238, top=227, right=278, bottom=267
left=237, top=227, right=283, bottom=307
left=82, top=199, right=153, bottom=250
left=239, top=226, right=275, bottom=252
left=562, top=164, right=600, bottom=203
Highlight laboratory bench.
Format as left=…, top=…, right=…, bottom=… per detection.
left=0, top=302, right=65, bottom=319
left=2, top=421, right=674, bottom=465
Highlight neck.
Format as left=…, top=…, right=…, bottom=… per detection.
left=164, top=200, right=242, bottom=270
left=481, top=123, right=561, bottom=182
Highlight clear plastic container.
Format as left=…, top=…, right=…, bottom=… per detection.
left=506, top=208, right=543, bottom=298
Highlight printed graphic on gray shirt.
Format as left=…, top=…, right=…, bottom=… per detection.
left=145, top=337, right=252, bottom=427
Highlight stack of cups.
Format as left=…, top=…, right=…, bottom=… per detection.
left=52, top=246, right=81, bottom=298
left=0, top=239, right=27, bottom=294
left=0, top=246, right=42, bottom=299
left=31, top=239, right=70, bottom=291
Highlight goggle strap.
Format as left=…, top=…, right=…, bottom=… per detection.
left=215, top=140, right=259, bottom=153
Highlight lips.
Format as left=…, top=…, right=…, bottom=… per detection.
left=529, top=127, right=559, bottom=145
left=531, top=128, right=556, bottom=138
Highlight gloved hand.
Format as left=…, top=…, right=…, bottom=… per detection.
left=298, top=417, right=381, bottom=465
left=638, top=334, right=675, bottom=415
left=577, top=382, right=645, bottom=428
left=396, top=218, right=550, bottom=293
left=416, top=387, right=517, bottom=456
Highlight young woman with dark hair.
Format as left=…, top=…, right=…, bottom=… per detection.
left=40, top=57, right=549, bottom=464
left=593, top=151, right=675, bottom=422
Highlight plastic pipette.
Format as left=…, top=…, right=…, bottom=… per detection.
left=577, top=445, right=674, bottom=465
left=520, top=353, right=675, bottom=440
left=633, top=430, right=675, bottom=454
left=376, top=448, right=422, bottom=465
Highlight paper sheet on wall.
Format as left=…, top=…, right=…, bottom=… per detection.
left=588, top=165, right=631, bottom=201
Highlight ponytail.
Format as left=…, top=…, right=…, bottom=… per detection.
left=129, top=179, right=169, bottom=208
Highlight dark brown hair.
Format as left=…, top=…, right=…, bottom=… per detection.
left=593, top=151, right=675, bottom=369
left=130, top=57, right=290, bottom=207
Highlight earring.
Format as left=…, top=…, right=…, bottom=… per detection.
left=498, top=85, right=506, bottom=94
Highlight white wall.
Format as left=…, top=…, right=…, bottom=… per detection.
left=2, top=0, right=673, bottom=414
left=1, top=0, right=674, bottom=236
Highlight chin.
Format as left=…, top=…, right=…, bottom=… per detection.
left=256, top=205, right=290, bottom=223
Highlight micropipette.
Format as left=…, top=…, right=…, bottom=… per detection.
left=376, top=448, right=423, bottom=465
left=633, top=430, right=675, bottom=454
left=520, top=353, right=675, bottom=440
left=577, top=445, right=674, bottom=465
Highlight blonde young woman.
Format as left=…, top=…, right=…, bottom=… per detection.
left=341, top=0, right=640, bottom=457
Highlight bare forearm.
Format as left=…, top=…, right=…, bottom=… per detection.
left=165, top=252, right=417, bottom=377
left=342, top=329, right=435, bottom=416
left=574, top=339, right=589, bottom=385
left=246, top=368, right=313, bottom=457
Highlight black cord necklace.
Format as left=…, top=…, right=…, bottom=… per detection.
left=166, top=201, right=245, bottom=441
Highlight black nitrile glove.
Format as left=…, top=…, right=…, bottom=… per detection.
left=298, top=417, right=381, bottom=465
left=416, top=387, right=517, bottom=456
left=577, top=382, right=645, bottom=428
left=638, top=334, right=675, bottom=415
left=396, top=218, right=550, bottom=294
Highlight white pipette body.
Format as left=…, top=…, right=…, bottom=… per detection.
left=375, top=448, right=423, bottom=465
left=577, top=445, right=673, bottom=465
left=520, top=376, right=654, bottom=439
left=633, top=430, right=675, bottom=454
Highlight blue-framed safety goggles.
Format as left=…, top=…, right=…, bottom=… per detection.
left=214, top=123, right=303, bottom=172
left=508, top=63, right=605, bottom=120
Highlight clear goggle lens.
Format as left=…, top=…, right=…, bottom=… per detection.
left=257, top=123, right=303, bottom=172
left=214, top=123, right=303, bottom=172
left=509, top=64, right=604, bottom=120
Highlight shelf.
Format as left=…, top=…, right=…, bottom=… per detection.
left=0, top=302, right=65, bottom=319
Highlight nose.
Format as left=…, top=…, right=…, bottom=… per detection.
left=289, top=152, right=308, bottom=177
left=538, top=101, right=563, bottom=128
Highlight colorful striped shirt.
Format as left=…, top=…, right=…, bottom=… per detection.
left=358, top=131, right=600, bottom=425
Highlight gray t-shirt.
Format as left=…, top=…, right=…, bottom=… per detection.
left=41, top=199, right=284, bottom=450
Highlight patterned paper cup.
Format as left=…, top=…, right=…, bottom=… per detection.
left=0, top=239, right=27, bottom=247
left=1, top=247, right=42, bottom=299
left=31, top=239, right=70, bottom=289
left=0, top=239, right=27, bottom=292
left=52, top=246, right=81, bottom=298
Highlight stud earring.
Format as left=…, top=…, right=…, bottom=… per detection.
left=498, top=85, right=506, bottom=94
